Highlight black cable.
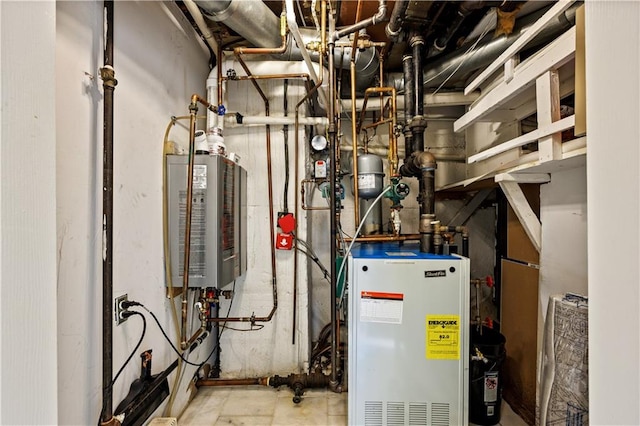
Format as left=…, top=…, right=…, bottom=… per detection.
left=122, top=300, right=221, bottom=368
left=283, top=79, right=289, bottom=212
left=98, top=311, right=146, bottom=426
left=295, top=246, right=330, bottom=282
left=221, top=324, right=265, bottom=332
left=139, top=306, right=203, bottom=367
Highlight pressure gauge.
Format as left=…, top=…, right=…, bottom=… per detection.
left=311, top=134, right=328, bottom=152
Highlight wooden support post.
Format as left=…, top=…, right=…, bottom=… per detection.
left=536, top=70, right=562, bottom=162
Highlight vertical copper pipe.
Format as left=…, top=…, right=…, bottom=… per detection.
left=180, top=95, right=216, bottom=348
left=321, top=0, right=327, bottom=56
left=231, top=51, right=278, bottom=323
left=350, top=0, right=363, bottom=229
left=180, top=96, right=199, bottom=349
left=390, top=89, right=398, bottom=175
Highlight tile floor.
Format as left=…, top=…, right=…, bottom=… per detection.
left=178, top=385, right=528, bottom=426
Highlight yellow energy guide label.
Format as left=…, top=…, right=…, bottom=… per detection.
left=426, top=315, right=460, bottom=360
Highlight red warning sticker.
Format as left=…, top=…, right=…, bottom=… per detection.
left=360, top=291, right=404, bottom=300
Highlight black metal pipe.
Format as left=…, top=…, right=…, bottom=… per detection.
left=463, top=235, right=469, bottom=258
left=101, top=1, right=116, bottom=423
left=385, top=0, right=409, bottom=41
left=421, top=169, right=435, bottom=216
left=402, top=54, right=414, bottom=161
left=411, top=36, right=425, bottom=153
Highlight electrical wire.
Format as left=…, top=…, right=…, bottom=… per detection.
left=428, top=17, right=494, bottom=98
left=97, top=311, right=146, bottom=426
left=133, top=304, right=203, bottom=367
left=295, top=246, right=330, bottom=282
left=221, top=324, right=265, bottom=332
left=283, top=79, right=290, bottom=212
left=336, top=185, right=392, bottom=306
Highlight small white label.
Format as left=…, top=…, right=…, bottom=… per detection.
left=315, top=160, right=327, bottom=178
left=193, top=165, right=207, bottom=189
left=360, top=292, right=403, bottom=324
left=385, top=252, right=417, bottom=257
left=358, top=174, right=376, bottom=189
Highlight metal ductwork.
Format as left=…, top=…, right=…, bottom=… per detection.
left=195, top=0, right=281, bottom=48
left=386, top=3, right=578, bottom=91
left=195, top=0, right=380, bottom=91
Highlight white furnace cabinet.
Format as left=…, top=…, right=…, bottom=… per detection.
left=348, top=243, right=470, bottom=426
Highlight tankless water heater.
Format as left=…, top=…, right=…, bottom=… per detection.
left=348, top=242, right=470, bottom=426
left=166, top=154, right=247, bottom=288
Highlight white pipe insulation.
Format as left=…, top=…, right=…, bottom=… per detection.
left=223, top=115, right=328, bottom=127
left=206, top=58, right=329, bottom=132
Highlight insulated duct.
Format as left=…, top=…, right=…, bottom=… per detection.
left=387, top=3, right=578, bottom=90
left=194, top=0, right=381, bottom=91
left=195, top=0, right=281, bottom=48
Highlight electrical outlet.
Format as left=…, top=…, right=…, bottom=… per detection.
left=115, top=294, right=128, bottom=325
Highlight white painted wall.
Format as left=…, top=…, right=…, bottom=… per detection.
left=0, top=2, right=58, bottom=424
left=56, top=2, right=211, bottom=423
left=586, top=2, right=640, bottom=424
left=539, top=166, right=588, bottom=314
left=216, top=59, right=310, bottom=377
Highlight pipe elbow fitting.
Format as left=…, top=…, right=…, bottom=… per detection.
left=385, top=24, right=402, bottom=40
left=417, top=151, right=437, bottom=170
left=373, top=6, right=388, bottom=25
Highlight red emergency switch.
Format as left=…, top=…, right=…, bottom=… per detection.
left=277, top=213, right=296, bottom=234
left=276, top=233, right=293, bottom=250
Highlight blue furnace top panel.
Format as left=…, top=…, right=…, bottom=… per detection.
left=350, top=242, right=459, bottom=260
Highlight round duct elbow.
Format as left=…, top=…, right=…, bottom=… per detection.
left=195, top=0, right=281, bottom=48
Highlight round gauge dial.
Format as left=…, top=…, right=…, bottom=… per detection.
left=311, top=134, right=328, bottom=152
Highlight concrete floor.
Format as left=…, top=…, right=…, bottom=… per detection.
left=178, top=385, right=528, bottom=425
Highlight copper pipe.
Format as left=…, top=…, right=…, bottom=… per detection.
left=356, top=86, right=398, bottom=175
left=320, top=0, right=327, bottom=55
left=344, top=233, right=421, bottom=243
left=184, top=326, right=205, bottom=349
left=181, top=95, right=217, bottom=349
left=350, top=0, right=364, bottom=231
left=197, top=378, right=269, bottom=387
left=362, top=117, right=394, bottom=129
left=301, top=179, right=330, bottom=210
left=180, top=100, right=198, bottom=350
left=233, top=10, right=288, bottom=56
left=350, top=59, right=360, bottom=230
left=334, top=40, right=387, bottom=48
left=215, top=52, right=280, bottom=324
